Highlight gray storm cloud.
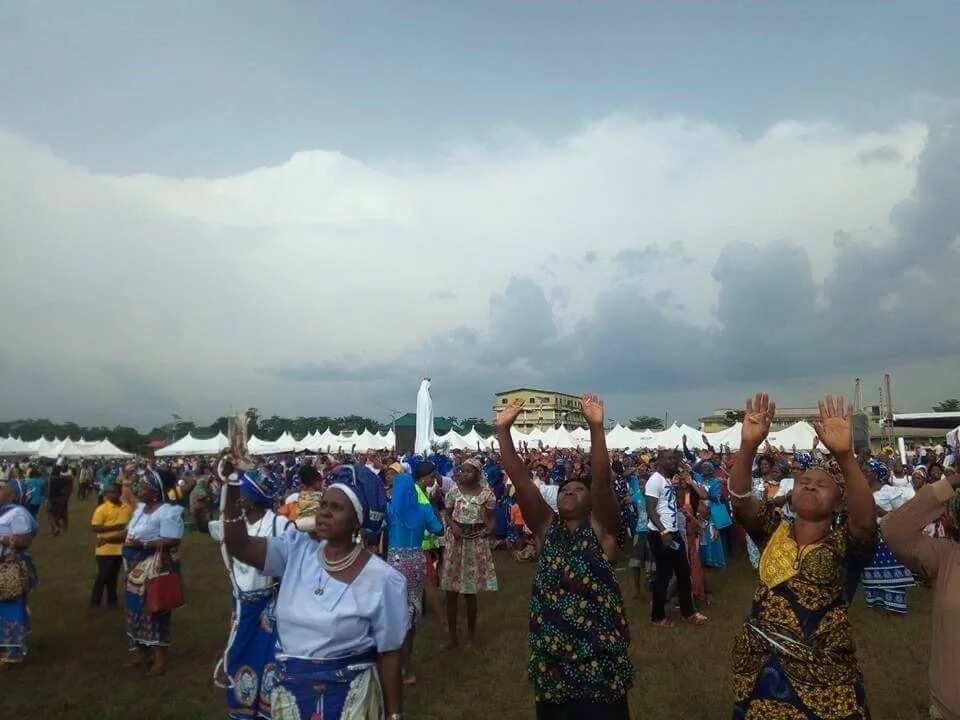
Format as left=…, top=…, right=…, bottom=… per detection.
left=0, top=116, right=950, bottom=427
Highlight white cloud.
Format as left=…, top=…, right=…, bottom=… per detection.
left=0, top=116, right=930, bottom=426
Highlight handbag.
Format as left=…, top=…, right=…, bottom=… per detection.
left=0, top=556, right=30, bottom=601
left=146, top=551, right=184, bottom=613
left=709, top=501, right=733, bottom=530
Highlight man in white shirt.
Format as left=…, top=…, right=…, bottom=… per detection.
left=645, top=451, right=707, bottom=626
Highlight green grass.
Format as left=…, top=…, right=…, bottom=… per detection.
left=6, top=499, right=933, bottom=719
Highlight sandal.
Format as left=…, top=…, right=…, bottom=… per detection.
left=686, top=612, right=709, bottom=626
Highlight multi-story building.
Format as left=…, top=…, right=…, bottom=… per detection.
left=699, top=407, right=821, bottom=433
left=493, top=388, right=587, bottom=431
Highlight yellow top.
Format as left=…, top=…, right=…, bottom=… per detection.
left=758, top=521, right=820, bottom=589
left=91, top=501, right=133, bottom=556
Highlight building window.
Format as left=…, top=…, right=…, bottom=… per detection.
left=529, top=397, right=535, bottom=403
left=501, top=399, right=507, bottom=404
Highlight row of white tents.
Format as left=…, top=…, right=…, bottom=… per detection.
left=0, top=435, right=133, bottom=459
left=455, top=420, right=820, bottom=453
left=1, top=421, right=822, bottom=460
left=154, top=428, right=400, bottom=457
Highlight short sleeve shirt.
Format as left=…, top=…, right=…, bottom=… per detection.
left=645, top=472, right=678, bottom=532
left=263, top=530, right=409, bottom=660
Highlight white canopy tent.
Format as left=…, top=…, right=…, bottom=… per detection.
left=27, top=437, right=134, bottom=459
left=569, top=426, right=591, bottom=443
left=766, top=422, right=821, bottom=452
left=155, top=431, right=230, bottom=457
left=248, top=432, right=296, bottom=455
left=294, top=431, right=322, bottom=453
left=92, top=438, right=135, bottom=458
left=0, top=435, right=37, bottom=457
left=704, top=423, right=743, bottom=450
left=435, top=429, right=472, bottom=451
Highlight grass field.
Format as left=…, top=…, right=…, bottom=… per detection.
left=5, top=498, right=934, bottom=720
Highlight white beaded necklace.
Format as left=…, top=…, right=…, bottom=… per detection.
left=315, top=542, right=362, bottom=595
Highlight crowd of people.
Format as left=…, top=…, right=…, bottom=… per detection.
left=0, top=392, right=958, bottom=720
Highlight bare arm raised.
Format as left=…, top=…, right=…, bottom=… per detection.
left=730, top=393, right=776, bottom=530
left=581, top=394, right=621, bottom=538
left=496, top=400, right=553, bottom=536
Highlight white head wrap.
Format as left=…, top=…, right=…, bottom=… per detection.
left=327, top=482, right=364, bottom=526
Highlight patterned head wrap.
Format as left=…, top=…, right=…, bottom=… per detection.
left=793, top=451, right=814, bottom=470
left=462, top=458, right=483, bottom=473
left=867, top=458, right=891, bottom=484
left=142, top=468, right=164, bottom=495
left=811, top=457, right=844, bottom=490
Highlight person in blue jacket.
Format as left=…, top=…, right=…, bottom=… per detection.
left=386, top=466, right=443, bottom=685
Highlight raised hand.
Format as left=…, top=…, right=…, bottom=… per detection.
left=580, top=394, right=605, bottom=428
left=813, top=395, right=853, bottom=457
left=496, top=399, right=525, bottom=431
left=740, top=393, right=776, bottom=452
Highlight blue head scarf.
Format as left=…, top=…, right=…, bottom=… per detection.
left=389, top=472, right=422, bottom=531
left=429, top=452, right=453, bottom=478
left=239, top=469, right=279, bottom=507
left=867, top=458, right=890, bottom=484
left=329, top=465, right=386, bottom=539
left=549, top=461, right=566, bottom=485
left=405, top=454, right=424, bottom=481
left=794, top=451, right=814, bottom=470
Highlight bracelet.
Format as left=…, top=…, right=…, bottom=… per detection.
left=222, top=515, right=245, bottom=524
left=727, top=485, right=753, bottom=500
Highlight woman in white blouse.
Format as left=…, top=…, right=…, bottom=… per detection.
left=222, top=459, right=407, bottom=720
left=121, top=468, right=184, bottom=675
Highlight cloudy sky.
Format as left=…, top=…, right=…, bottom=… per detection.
left=2, top=2, right=959, bottom=430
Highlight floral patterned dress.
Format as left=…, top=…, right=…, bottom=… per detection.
left=732, top=503, right=876, bottom=720
left=529, top=515, right=634, bottom=705
left=440, top=486, right=498, bottom=594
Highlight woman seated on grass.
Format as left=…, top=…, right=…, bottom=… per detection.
left=729, top=394, right=877, bottom=720
left=497, top=394, right=633, bottom=720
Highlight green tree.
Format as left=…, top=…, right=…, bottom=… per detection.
left=461, top=417, right=494, bottom=435
left=245, top=407, right=261, bottom=436
left=628, top=415, right=664, bottom=431
left=932, top=399, right=960, bottom=412
left=724, top=410, right=746, bottom=427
